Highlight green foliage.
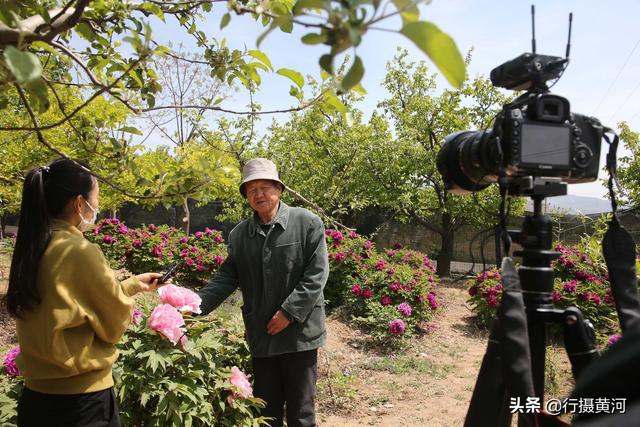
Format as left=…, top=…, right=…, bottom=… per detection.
left=0, top=375, right=21, bottom=425
left=616, top=122, right=640, bottom=208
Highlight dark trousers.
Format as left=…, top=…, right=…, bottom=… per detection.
left=17, top=387, right=120, bottom=427
left=252, top=349, right=318, bottom=427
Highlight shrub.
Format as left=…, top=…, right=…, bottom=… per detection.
left=466, top=217, right=635, bottom=343
left=325, top=230, right=439, bottom=347
left=466, top=269, right=503, bottom=327
left=87, top=219, right=227, bottom=287
left=0, top=286, right=267, bottom=427
left=115, top=291, right=267, bottom=427
left=324, top=229, right=375, bottom=309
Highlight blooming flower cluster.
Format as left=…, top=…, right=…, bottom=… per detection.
left=466, top=269, right=504, bottom=327
left=467, top=234, right=628, bottom=345
left=324, top=229, right=438, bottom=345
left=146, top=285, right=203, bottom=346
left=88, top=219, right=227, bottom=286
left=2, top=346, right=20, bottom=377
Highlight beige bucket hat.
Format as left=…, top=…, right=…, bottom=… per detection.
left=239, top=158, right=285, bottom=196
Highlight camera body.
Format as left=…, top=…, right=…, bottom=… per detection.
left=501, top=94, right=602, bottom=182
left=437, top=54, right=604, bottom=195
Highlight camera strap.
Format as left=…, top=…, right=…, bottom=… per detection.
left=602, top=127, right=640, bottom=334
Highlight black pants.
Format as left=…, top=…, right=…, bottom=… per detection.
left=252, top=349, right=318, bottom=427
left=17, top=387, right=120, bottom=427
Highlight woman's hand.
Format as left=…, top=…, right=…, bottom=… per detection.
left=136, top=272, right=172, bottom=292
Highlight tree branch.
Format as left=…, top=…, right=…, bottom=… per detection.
left=0, top=0, right=91, bottom=48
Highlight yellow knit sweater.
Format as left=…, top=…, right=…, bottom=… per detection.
left=16, top=219, right=144, bottom=394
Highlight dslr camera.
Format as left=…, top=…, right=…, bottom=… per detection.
left=437, top=52, right=604, bottom=195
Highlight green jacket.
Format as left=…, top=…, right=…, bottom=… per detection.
left=198, top=202, right=329, bottom=357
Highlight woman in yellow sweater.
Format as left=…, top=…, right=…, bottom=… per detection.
left=6, top=158, right=163, bottom=427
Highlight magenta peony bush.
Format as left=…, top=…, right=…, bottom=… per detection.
left=87, top=219, right=227, bottom=287
left=325, top=229, right=439, bottom=346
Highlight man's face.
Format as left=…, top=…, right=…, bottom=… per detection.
left=245, top=179, right=282, bottom=218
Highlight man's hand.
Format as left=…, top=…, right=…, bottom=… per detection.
left=267, top=309, right=292, bottom=335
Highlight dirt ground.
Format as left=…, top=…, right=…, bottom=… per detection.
left=316, top=280, right=574, bottom=426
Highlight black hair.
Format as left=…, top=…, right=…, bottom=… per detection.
left=5, top=158, right=95, bottom=317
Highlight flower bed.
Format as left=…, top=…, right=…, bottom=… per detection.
left=325, top=230, right=439, bottom=346
left=87, top=219, right=227, bottom=287
left=466, top=238, right=633, bottom=344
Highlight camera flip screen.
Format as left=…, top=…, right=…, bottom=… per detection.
left=521, top=123, right=571, bottom=167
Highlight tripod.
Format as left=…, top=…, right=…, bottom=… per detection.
left=508, top=178, right=599, bottom=403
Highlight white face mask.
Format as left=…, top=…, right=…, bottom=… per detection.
left=78, top=197, right=99, bottom=232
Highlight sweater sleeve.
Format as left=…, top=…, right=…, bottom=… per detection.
left=71, top=242, right=137, bottom=344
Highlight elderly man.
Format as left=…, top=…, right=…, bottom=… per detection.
left=198, top=158, right=329, bottom=427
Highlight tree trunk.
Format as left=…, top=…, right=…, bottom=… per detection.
left=0, top=213, right=5, bottom=239
left=436, top=213, right=454, bottom=277
left=182, top=197, right=190, bottom=235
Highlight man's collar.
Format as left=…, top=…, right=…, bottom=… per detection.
left=249, top=202, right=290, bottom=237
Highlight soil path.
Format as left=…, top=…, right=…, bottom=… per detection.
left=317, top=281, right=489, bottom=426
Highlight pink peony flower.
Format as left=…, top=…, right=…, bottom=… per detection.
left=214, top=255, right=225, bottom=265
left=389, top=282, right=401, bottom=292
left=334, top=252, right=347, bottom=262
left=214, top=236, right=224, bottom=243
left=152, top=246, right=163, bottom=258
left=486, top=295, right=498, bottom=308
left=158, top=284, right=202, bottom=314
left=3, top=345, right=20, bottom=377
left=148, top=304, right=186, bottom=345
left=132, top=239, right=143, bottom=248
left=388, top=319, right=405, bottom=335
left=117, top=224, right=129, bottom=234
left=363, top=240, right=372, bottom=250
left=148, top=224, right=157, bottom=231
left=196, top=264, right=206, bottom=272
left=229, top=366, right=253, bottom=399
left=551, top=291, right=562, bottom=304
left=397, top=303, right=412, bottom=317
left=427, top=292, right=439, bottom=310
left=131, top=307, right=144, bottom=325
left=381, top=295, right=393, bottom=306
left=608, top=334, right=621, bottom=346
left=194, top=231, right=203, bottom=239
left=102, top=235, right=115, bottom=244
left=351, top=284, right=362, bottom=296
left=185, top=258, right=194, bottom=266
left=179, top=237, right=188, bottom=244
left=361, top=288, right=374, bottom=299
left=563, top=280, right=577, bottom=293
left=205, top=227, right=215, bottom=236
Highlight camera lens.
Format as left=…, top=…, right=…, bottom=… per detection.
left=437, top=130, right=498, bottom=194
